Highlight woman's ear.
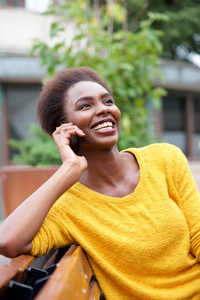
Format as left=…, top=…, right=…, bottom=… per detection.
left=56, top=118, right=66, bottom=126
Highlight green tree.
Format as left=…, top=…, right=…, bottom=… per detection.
left=126, top=0, right=200, bottom=61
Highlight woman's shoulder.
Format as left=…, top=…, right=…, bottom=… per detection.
left=125, top=143, right=183, bottom=158
left=123, top=143, right=186, bottom=169
left=141, top=143, right=183, bottom=156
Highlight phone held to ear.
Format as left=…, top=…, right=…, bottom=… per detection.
left=60, top=123, right=83, bottom=156
left=70, top=135, right=83, bottom=156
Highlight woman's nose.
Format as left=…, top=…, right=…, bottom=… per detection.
left=95, top=103, right=109, bottom=116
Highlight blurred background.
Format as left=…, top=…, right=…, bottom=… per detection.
left=0, top=0, right=200, bottom=221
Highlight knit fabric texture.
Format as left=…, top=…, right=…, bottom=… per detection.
left=30, top=143, right=200, bottom=299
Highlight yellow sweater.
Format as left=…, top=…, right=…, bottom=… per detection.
left=31, top=144, right=200, bottom=300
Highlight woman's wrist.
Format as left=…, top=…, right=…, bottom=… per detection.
left=58, top=160, right=86, bottom=187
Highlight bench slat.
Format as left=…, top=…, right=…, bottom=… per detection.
left=60, top=244, right=93, bottom=280
left=35, top=245, right=94, bottom=300
left=10, top=254, right=35, bottom=271
left=0, top=255, right=35, bottom=289
left=88, top=280, right=101, bottom=300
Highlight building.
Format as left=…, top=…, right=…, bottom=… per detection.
left=154, top=60, right=200, bottom=160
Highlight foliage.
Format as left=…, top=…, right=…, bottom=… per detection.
left=29, top=0, right=166, bottom=156
left=9, top=124, right=61, bottom=166
left=126, top=0, right=200, bottom=61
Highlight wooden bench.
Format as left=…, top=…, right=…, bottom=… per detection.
left=0, top=245, right=104, bottom=300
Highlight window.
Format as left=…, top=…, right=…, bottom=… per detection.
left=162, top=92, right=187, bottom=155
left=162, top=91, right=200, bottom=159
left=3, top=83, right=41, bottom=163
left=163, top=95, right=186, bottom=131
left=0, top=0, right=25, bottom=7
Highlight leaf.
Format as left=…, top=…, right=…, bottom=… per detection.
left=50, top=22, right=65, bottom=38
left=73, top=33, right=86, bottom=41
left=148, top=12, right=170, bottom=23
left=53, top=42, right=65, bottom=52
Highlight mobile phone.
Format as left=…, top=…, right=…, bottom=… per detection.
left=70, top=135, right=82, bottom=156
left=59, top=122, right=82, bottom=156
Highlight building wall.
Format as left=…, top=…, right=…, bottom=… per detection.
left=0, top=8, right=53, bottom=55
left=0, top=6, right=74, bottom=56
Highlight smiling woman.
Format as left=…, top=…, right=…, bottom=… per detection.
left=0, top=67, right=200, bottom=300
left=63, top=80, right=121, bottom=153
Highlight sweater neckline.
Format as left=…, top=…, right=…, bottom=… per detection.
left=72, top=148, right=144, bottom=203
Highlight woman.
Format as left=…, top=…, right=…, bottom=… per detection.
left=0, top=67, right=200, bottom=300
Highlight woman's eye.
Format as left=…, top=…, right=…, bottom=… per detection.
left=79, top=103, right=91, bottom=110
left=105, top=99, right=114, bottom=105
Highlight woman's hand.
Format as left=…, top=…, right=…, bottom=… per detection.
left=52, top=123, right=88, bottom=174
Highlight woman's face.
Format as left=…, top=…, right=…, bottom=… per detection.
left=64, top=81, right=121, bottom=150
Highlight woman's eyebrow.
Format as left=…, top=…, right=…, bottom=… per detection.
left=75, top=96, right=93, bottom=106
left=101, top=92, right=112, bottom=98
left=75, top=93, right=112, bottom=106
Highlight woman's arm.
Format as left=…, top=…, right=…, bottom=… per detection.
left=0, top=124, right=87, bottom=258
left=169, top=146, right=200, bottom=259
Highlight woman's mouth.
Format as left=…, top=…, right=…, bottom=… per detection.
left=92, top=121, right=114, bottom=132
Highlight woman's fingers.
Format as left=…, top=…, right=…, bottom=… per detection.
left=52, top=123, right=85, bottom=151
left=54, top=123, right=85, bottom=138
left=52, top=123, right=87, bottom=166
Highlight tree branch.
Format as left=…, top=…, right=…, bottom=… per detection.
left=107, top=0, right=116, bottom=36
left=130, top=0, right=149, bottom=26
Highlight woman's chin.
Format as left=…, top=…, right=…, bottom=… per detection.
left=82, top=138, right=118, bottom=152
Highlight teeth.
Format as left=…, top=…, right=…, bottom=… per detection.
left=92, top=122, right=113, bottom=131
left=98, top=127, right=113, bottom=132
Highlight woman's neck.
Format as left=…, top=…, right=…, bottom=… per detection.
left=79, top=146, right=139, bottom=196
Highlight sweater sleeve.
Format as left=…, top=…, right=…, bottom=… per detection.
left=30, top=204, right=75, bottom=257
left=171, top=146, right=200, bottom=260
